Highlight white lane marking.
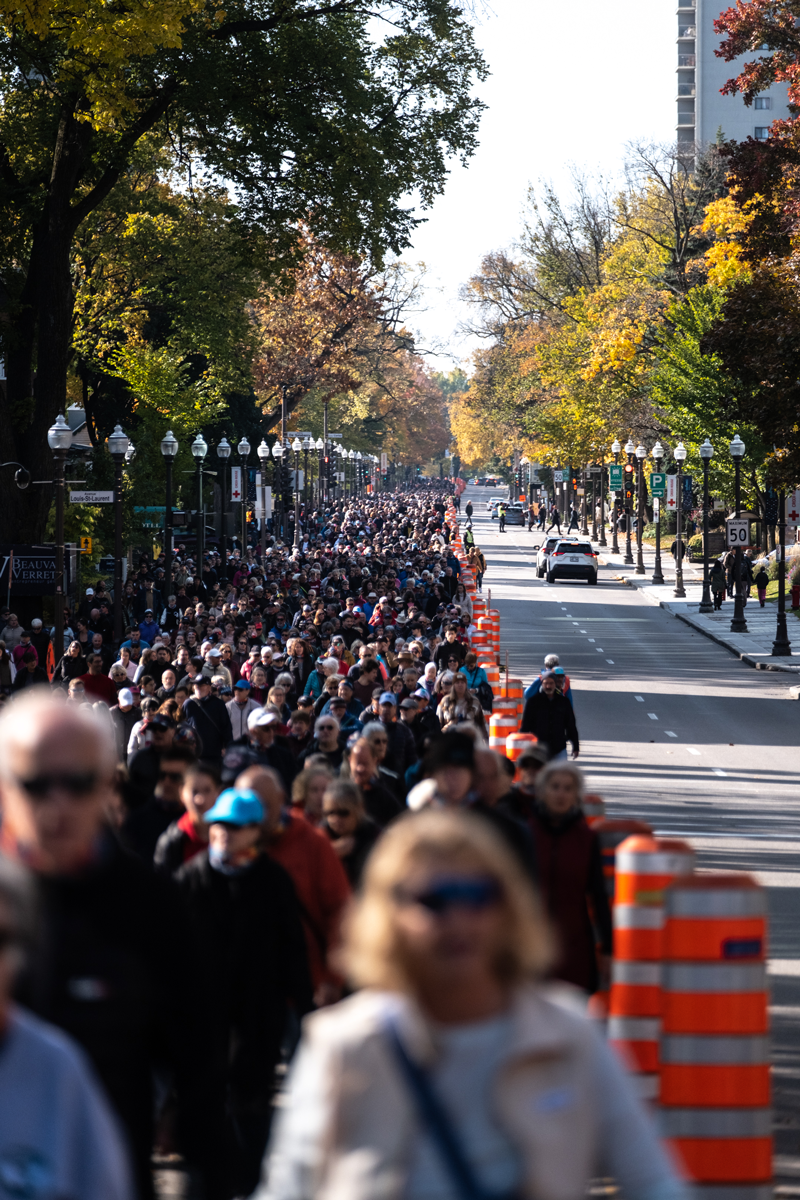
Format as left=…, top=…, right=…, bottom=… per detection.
left=686, top=748, right=701, bottom=756
left=635, top=696, right=644, bottom=701
left=648, top=713, right=658, bottom=720
left=712, top=768, right=727, bottom=776
left=588, top=638, right=595, bottom=643
left=665, top=731, right=677, bottom=738
left=606, top=659, right=615, bottom=664
left=572, top=621, right=579, bottom=625
left=596, top=648, right=603, bottom=652
left=580, top=629, right=587, bottom=633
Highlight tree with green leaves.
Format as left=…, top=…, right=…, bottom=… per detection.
left=0, top=0, right=487, bottom=539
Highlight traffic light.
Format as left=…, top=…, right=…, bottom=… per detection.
left=624, top=461, right=634, bottom=505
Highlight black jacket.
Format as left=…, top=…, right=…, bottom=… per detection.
left=182, top=694, right=233, bottom=760
left=520, top=691, right=579, bottom=758
left=175, top=852, right=313, bottom=1087
left=15, top=837, right=227, bottom=1200
left=121, top=798, right=184, bottom=865
left=320, top=818, right=381, bottom=886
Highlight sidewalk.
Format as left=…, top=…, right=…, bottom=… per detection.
left=597, top=535, right=800, bottom=675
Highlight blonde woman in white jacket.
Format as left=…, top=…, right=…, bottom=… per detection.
left=259, top=809, right=683, bottom=1200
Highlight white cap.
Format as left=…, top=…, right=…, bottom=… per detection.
left=248, top=707, right=280, bottom=730
left=118, top=689, right=134, bottom=706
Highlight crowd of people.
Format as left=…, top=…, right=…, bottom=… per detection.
left=0, top=482, right=680, bottom=1200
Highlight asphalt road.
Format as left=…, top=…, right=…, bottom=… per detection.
left=463, top=484, right=800, bottom=1187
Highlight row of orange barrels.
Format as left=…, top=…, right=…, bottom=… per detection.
left=591, top=814, right=772, bottom=1199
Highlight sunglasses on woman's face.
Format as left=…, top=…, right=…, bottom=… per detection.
left=394, top=876, right=501, bottom=914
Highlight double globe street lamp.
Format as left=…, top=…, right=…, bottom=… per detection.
left=610, top=440, right=621, bottom=555
left=673, top=440, right=687, bottom=598
left=160, top=430, right=179, bottom=595
left=635, top=443, right=647, bottom=575
left=216, top=436, right=231, bottom=583
left=729, top=433, right=748, bottom=634
left=47, top=413, right=74, bottom=659
left=237, top=436, right=251, bottom=553
left=698, top=438, right=714, bottom=614
left=651, top=441, right=665, bottom=585
left=190, top=432, right=208, bottom=567
left=108, top=424, right=131, bottom=645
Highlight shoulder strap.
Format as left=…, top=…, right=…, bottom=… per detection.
left=385, top=1018, right=487, bottom=1200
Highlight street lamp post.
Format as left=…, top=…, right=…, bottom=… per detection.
left=108, top=424, right=130, bottom=646
left=773, top=488, right=792, bottom=656
left=623, top=439, right=636, bottom=565
left=580, top=467, right=589, bottom=534
left=698, top=438, right=714, bottom=614
left=272, top=441, right=284, bottom=541
left=191, top=433, right=208, bottom=569
left=160, top=430, right=178, bottom=598
left=257, top=440, right=270, bottom=558
left=302, top=436, right=311, bottom=512
left=635, top=443, right=647, bottom=574
left=216, top=437, right=231, bottom=583
left=591, top=466, right=598, bottom=541
left=356, top=452, right=363, bottom=500
left=47, top=414, right=73, bottom=659
left=611, top=440, right=621, bottom=554
left=315, top=438, right=324, bottom=507
left=598, top=459, right=607, bottom=547
left=674, top=441, right=687, bottom=598
left=292, top=437, right=302, bottom=548
left=237, top=437, right=250, bottom=554
left=651, top=441, right=665, bottom=585
left=729, top=433, right=748, bottom=633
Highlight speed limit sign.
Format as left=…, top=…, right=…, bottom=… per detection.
left=726, top=518, right=749, bottom=548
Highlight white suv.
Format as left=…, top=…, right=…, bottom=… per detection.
left=535, top=535, right=578, bottom=577
left=546, top=539, right=598, bottom=585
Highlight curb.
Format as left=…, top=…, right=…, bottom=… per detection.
left=617, top=575, right=800, bottom=676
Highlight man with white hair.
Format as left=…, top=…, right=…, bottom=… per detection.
left=0, top=693, right=226, bottom=1200
left=298, top=713, right=344, bottom=771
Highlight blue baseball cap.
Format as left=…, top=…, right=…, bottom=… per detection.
left=203, top=788, right=264, bottom=827
left=234, top=678, right=251, bottom=689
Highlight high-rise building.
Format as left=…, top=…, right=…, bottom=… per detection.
left=676, top=0, right=791, bottom=148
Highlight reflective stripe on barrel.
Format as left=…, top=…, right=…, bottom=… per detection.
left=607, top=1016, right=660, bottom=1072
left=478, top=659, right=500, bottom=688
left=663, top=964, right=768, bottom=1034
left=582, top=793, right=605, bottom=825
left=658, top=1108, right=772, bottom=1184
left=488, top=713, right=516, bottom=751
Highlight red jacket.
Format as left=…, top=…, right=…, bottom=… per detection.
left=266, top=811, right=351, bottom=987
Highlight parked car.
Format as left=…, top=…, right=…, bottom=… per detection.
left=546, top=539, right=598, bottom=585
left=534, top=535, right=579, bottom=577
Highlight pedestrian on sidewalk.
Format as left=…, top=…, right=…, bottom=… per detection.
left=546, top=504, right=561, bottom=534
left=710, top=559, right=726, bottom=610
left=520, top=670, right=579, bottom=760
left=724, top=549, right=736, bottom=599
left=754, top=564, right=770, bottom=608
left=567, top=505, right=580, bottom=532
left=669, top=536, right=686, bottom=564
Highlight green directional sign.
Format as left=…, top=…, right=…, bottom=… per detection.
left=649, top=472, right=666, bottom=498
left=609, top=464, right=623, bottom=491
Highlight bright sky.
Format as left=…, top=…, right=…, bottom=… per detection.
left=406, top=0, right=677, bottom=368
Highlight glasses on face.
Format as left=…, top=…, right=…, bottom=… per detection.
left=14, top=771, right=98, bottom=800
left=394, top=876, right=502, bottom=914
left=158, top=769, right=185, bottom=783
left=317, top=725, right=337, bottom=733
left=324, top=807, right=354, bottom=819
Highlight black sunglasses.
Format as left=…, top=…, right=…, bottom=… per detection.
left=158, top=769, right=185, bottom=782
left=16, top=772, right=98, bottom=800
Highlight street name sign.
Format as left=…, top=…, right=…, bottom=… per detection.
left=70, top=490, right=114, bottom=503
left=609, top=465, right=623, bottom=490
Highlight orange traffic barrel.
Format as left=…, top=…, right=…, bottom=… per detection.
left=506, top=732, right=537, bottom=762
left=488, top=712, right=516, bottom=752
left=499, top=677, right=523, bottom=701
left=608, top=837, right=694, bottom=1099
left=472, top=597, right=487, bottom=622
left=583, top=793, right=605, bottom=825
left=593, top=818, right=653, bottom=900
left=660, top=875, right=772, bottom=1191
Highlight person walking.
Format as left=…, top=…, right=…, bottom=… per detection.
left=754, top=563, right=770, bottom=608
left=176, top=786, right=313, bottom=1198
left=497, top=502, right=507, bottom=533
left=545, top=503, right=561, bottom=534
left=529, top=761, right=611, bottom=995
left=259, top=808, right=682, bottom=1200
left=520, top=669, right=579, bottom=759
left=464, top=500, right=473, bottom=527
left=710, top=558, right=726, bottom=610
left=567, top=504, right=580, bottom=532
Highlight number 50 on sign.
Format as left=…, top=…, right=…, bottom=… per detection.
left=726, top=518, right=749, bottom=548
